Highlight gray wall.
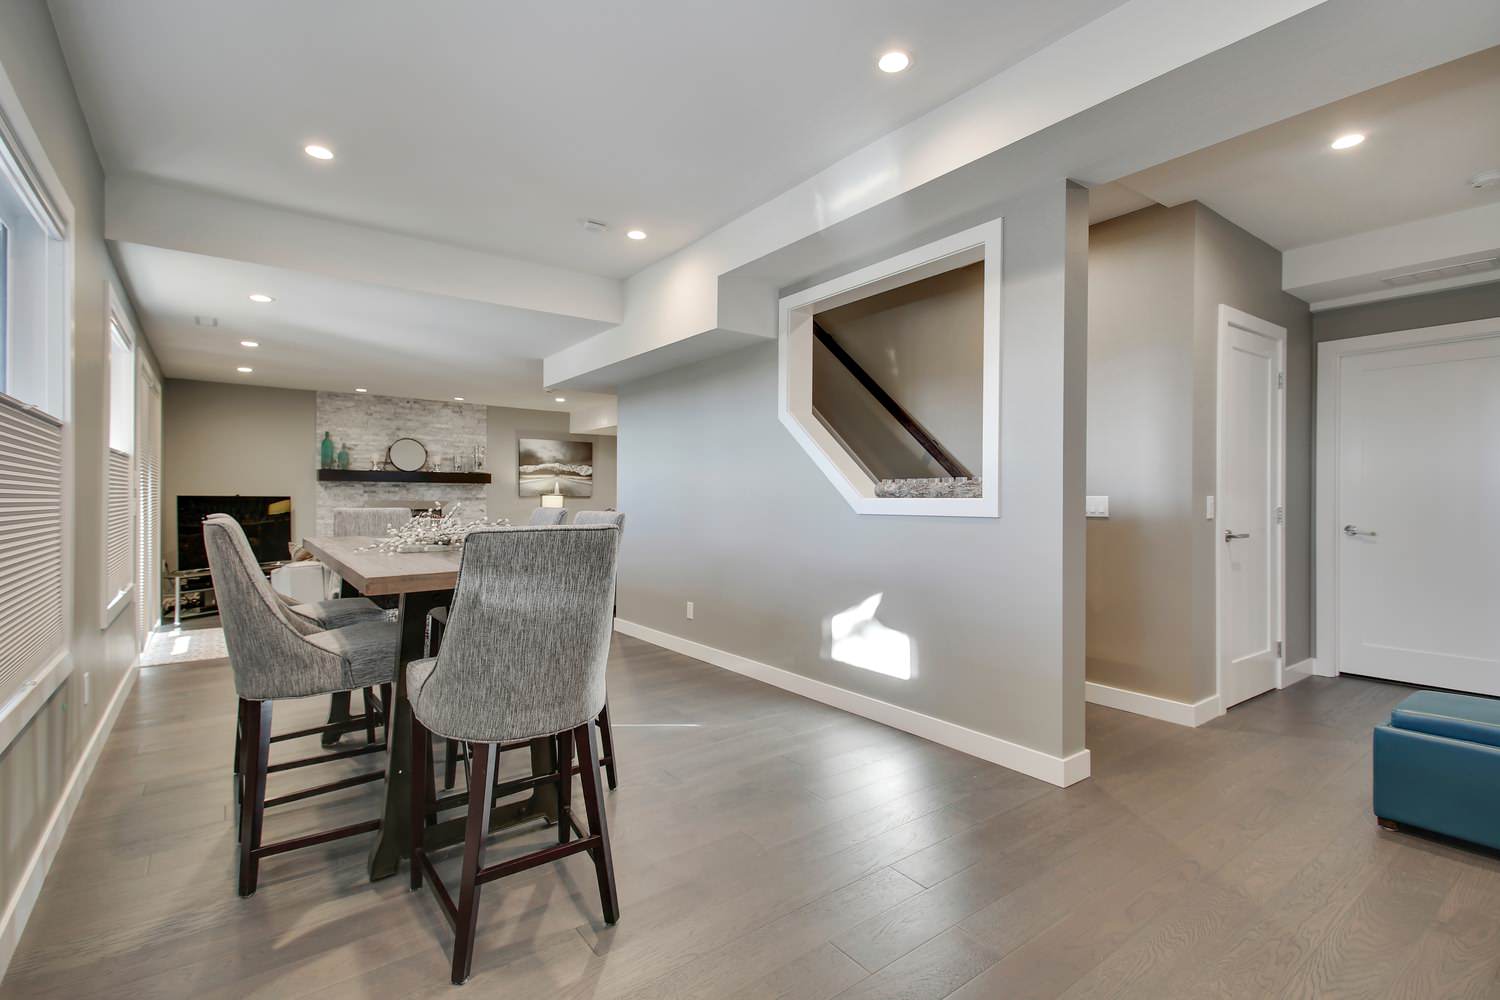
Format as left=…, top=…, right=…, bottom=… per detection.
left=814, top=262, right=983, bottom=479
left=0, top=0, right=148, bottom=945
left=617, top=182, right=1088, bottom=760
left=1313, top=282, right=1500, bottom=343
left=163, top=380, right=319, bottom=569
left=162, top=379, right=617, bottom=569
left=1086, top=203, right=1312, bottom=704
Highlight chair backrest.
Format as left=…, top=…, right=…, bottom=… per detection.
left=410, top=525, right=620, bottom=742
left=528, top=506, right=567, bottom=526
left=572, top=510, right=624, bottom=532
left=203, top=514, right=337, bottom=698
left=333, top=506, right=413, bottom=537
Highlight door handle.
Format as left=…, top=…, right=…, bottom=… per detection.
left=1223, top=530, right=1250, bottom=542
left=1343, top=524, right=1377, bottom=537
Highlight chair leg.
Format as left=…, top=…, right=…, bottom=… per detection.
left=575, top=722, right=620, bottom=924
left=451, top=742, right=498, bottom=986
left=444, top=739, right=459, bottom=790
left=238, top=698, right=272, bottom=897
left=556, top=730, right=573, bottom=845
left=380, top=683, right=393, bottom=738
left=233, top=714, right=243, bottom=838
left=362, top=688, right=378, bottom=744
left=410, top=709, right=429, bottom=891
left=597, top=702, right=618, bottom=790
left=322, top=690, right=351, bottom=747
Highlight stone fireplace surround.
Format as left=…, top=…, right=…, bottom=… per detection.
left=314, top=391, right=488, bottom=536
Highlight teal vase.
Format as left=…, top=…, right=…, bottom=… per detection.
left=337, top=442, right=350, bottom=470
left=320, top=431, right=334, bottom=469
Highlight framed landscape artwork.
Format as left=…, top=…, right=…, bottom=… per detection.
left=518, top=438, right=594, bottom=497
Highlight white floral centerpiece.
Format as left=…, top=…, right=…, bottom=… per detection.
left=361, top=503, right=510, bottom=553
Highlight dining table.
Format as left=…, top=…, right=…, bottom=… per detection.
left=300, top=535, right=560, bottom=881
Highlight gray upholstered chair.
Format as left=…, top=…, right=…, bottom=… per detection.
left=333, top=505, right=413, bottom=537
left=569, top=510, right=624, bottom=787
left=528, top=506, right=567, bottom=525
left=203, top=514, right=400, bottom=897
left=407, top=524, right=621, bottom=985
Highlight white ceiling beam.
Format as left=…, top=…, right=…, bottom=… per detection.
left=106, top=174, right=623, bottom=325
left=1284, top=201, right=1500, bottom=308
left=545, top=0, right=1500, bottom=389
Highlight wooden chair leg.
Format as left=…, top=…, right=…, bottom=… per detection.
left=410, top=709, right=429, bottom=891
left=451, top=742, right=498, bottom=986
left=380, top=683, right=393, bottom=737
left=238, top=698, right=272, bottom=897
left=556, top=730, right=573, bottom=845
left=444, top=739, right=459, bottom=790
left=322, top=690, right=351, bottom=747
left=575, top=722, right=619, bottom=924
left=597, top=702, right=618, bottom=790
left=362, top=688, right=378, bottom=745
left=233, top=714, right=243, bottom=838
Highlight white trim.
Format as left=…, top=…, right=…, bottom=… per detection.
left=1084, top=681, right=1221, bottom=728
left=1314, top=317, right=1500, bottom=679
left=615, top=618, right=1089, bottom=787
left=1215, top=305, right=1287, bottom=710
left=0, top=657, right=138, bottom=981
left=0, top=648, right=69, bottom=754
left=1280, top=658, right=1316, bottom=687
left=777, top=220, right=1002, bottom=517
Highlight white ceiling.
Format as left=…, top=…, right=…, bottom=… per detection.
left=1109, top=45, right=1500, bottom=251
left=51, top=0, right=1127, bottom=278
left=115, top=243, right=615, bottom=410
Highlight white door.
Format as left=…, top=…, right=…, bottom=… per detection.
left=1218, top=307, right=1285, bottom=710
left=1334, top=331, right=1500, bottom=692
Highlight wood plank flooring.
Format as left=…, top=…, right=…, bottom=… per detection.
left=5, top=635, right=1500, bottom=999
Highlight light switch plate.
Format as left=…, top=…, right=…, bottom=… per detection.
left=1085, top=496, right=1109, bottom=518
left=1205, top=496, right=1216, bottom=520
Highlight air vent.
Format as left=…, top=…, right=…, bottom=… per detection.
left=580, top=219, right=608, bottom=234
left=1381, top=257, right=1500, bottom=287
left=194, top=315, right=219, bottom=327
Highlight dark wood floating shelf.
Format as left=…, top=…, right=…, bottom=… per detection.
left=317, top=469, right=492, bottom=485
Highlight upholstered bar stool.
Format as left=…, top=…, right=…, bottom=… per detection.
left=408, top=524, right=621, bottom=985
left=204, top=514, right=401, bottom=897
left=528, top=506, right=567, bottom=526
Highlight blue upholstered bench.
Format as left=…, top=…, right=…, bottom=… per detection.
left=1373, top=690, right=1500, bottom=851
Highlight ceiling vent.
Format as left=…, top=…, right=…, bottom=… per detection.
left=579, top=219, right=608, bottom=234
left=194, top=315, right=219, bottom=327
left=1381, top=257, right=1500, bottom=287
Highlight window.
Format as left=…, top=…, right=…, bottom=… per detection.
left=103, top=318, right=134, bottom=620
left=136, top=365, right=162, bottom=642
left=0, top=99, right=71, bottom=751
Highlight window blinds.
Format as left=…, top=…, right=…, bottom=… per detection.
left=136, top=378, right=161, bottom=638
left=0, top=393, right=64, bottom=705
left=106, top=447, right=132, bottom=608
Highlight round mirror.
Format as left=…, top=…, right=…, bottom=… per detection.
left=388, top=437, right=428, bottom=472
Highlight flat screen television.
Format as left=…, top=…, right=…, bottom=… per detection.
left=178, top=495, right=292, bottom=571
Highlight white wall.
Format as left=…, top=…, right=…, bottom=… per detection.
left=616, top=183, right=1088, bottom=776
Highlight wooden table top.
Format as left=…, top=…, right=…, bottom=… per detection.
left=300, top=535, right=461, bottom=596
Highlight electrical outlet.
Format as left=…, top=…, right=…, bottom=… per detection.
left=685, top=601, right=695, bottom=621
left=83, top=671, right=91, bottom=707
left=1085, top=496, right=1109, bottom=518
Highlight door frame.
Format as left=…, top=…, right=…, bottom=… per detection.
left=1215, top=305, right=1287, bottom=708
left=1314, top=316, right=1500, bottom=677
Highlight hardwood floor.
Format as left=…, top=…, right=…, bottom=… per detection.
left=5, top=635, right=1500, bottom=999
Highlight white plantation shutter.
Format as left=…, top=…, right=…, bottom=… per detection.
left=106, top=447, right=132, bottom=608
left=136, top=374, right=161, bottom=639
left=0, top=393, right=65, bottom=705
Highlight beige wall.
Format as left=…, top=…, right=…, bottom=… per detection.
left=616, top=183, right=1088, bottom=761
left=1086, top=203, right=1313, bottom=704
left=0, top=0, right=151, bottom=959
left=161, top=380, right=617, bottom=568
left=162, top=380, right=318, bottom=570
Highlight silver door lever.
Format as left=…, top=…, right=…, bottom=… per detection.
left=1343, top=524, right=1377, bottom=537
left=1223, top=530, right=1249, bottom=542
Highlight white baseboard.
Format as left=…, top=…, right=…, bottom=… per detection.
left=614, top=619, right=1090, bottom=787
left=1281, top=658, right=1316, bottom=687
left=0, top=658, right=138, bottom=981
left=1085, top=680, right=1222, bottom=727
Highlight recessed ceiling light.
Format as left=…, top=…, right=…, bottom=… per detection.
left=878, top=50, right=911, bottom=73
left=240, top=340, right=259, bottom=348
left=304, top=144, right=335, bottom=161
left=626, top=229, right=647, bottom=241
left=555, top=396, right=566, bottom=403
left=248, top=293, right=274, bottom=303
left=236, top=366, right=253, bottom=373
left=453, top=396, right=465, bottom=402
left=1330, top=133, right=1365, bottom=150
left=354, top=387, right=368, bottom=393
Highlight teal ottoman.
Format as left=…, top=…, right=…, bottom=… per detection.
left=1373, top=690, right=1500, bottom=851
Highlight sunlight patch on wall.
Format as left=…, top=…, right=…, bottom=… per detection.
left=827, top=593, right=913, bottom=680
